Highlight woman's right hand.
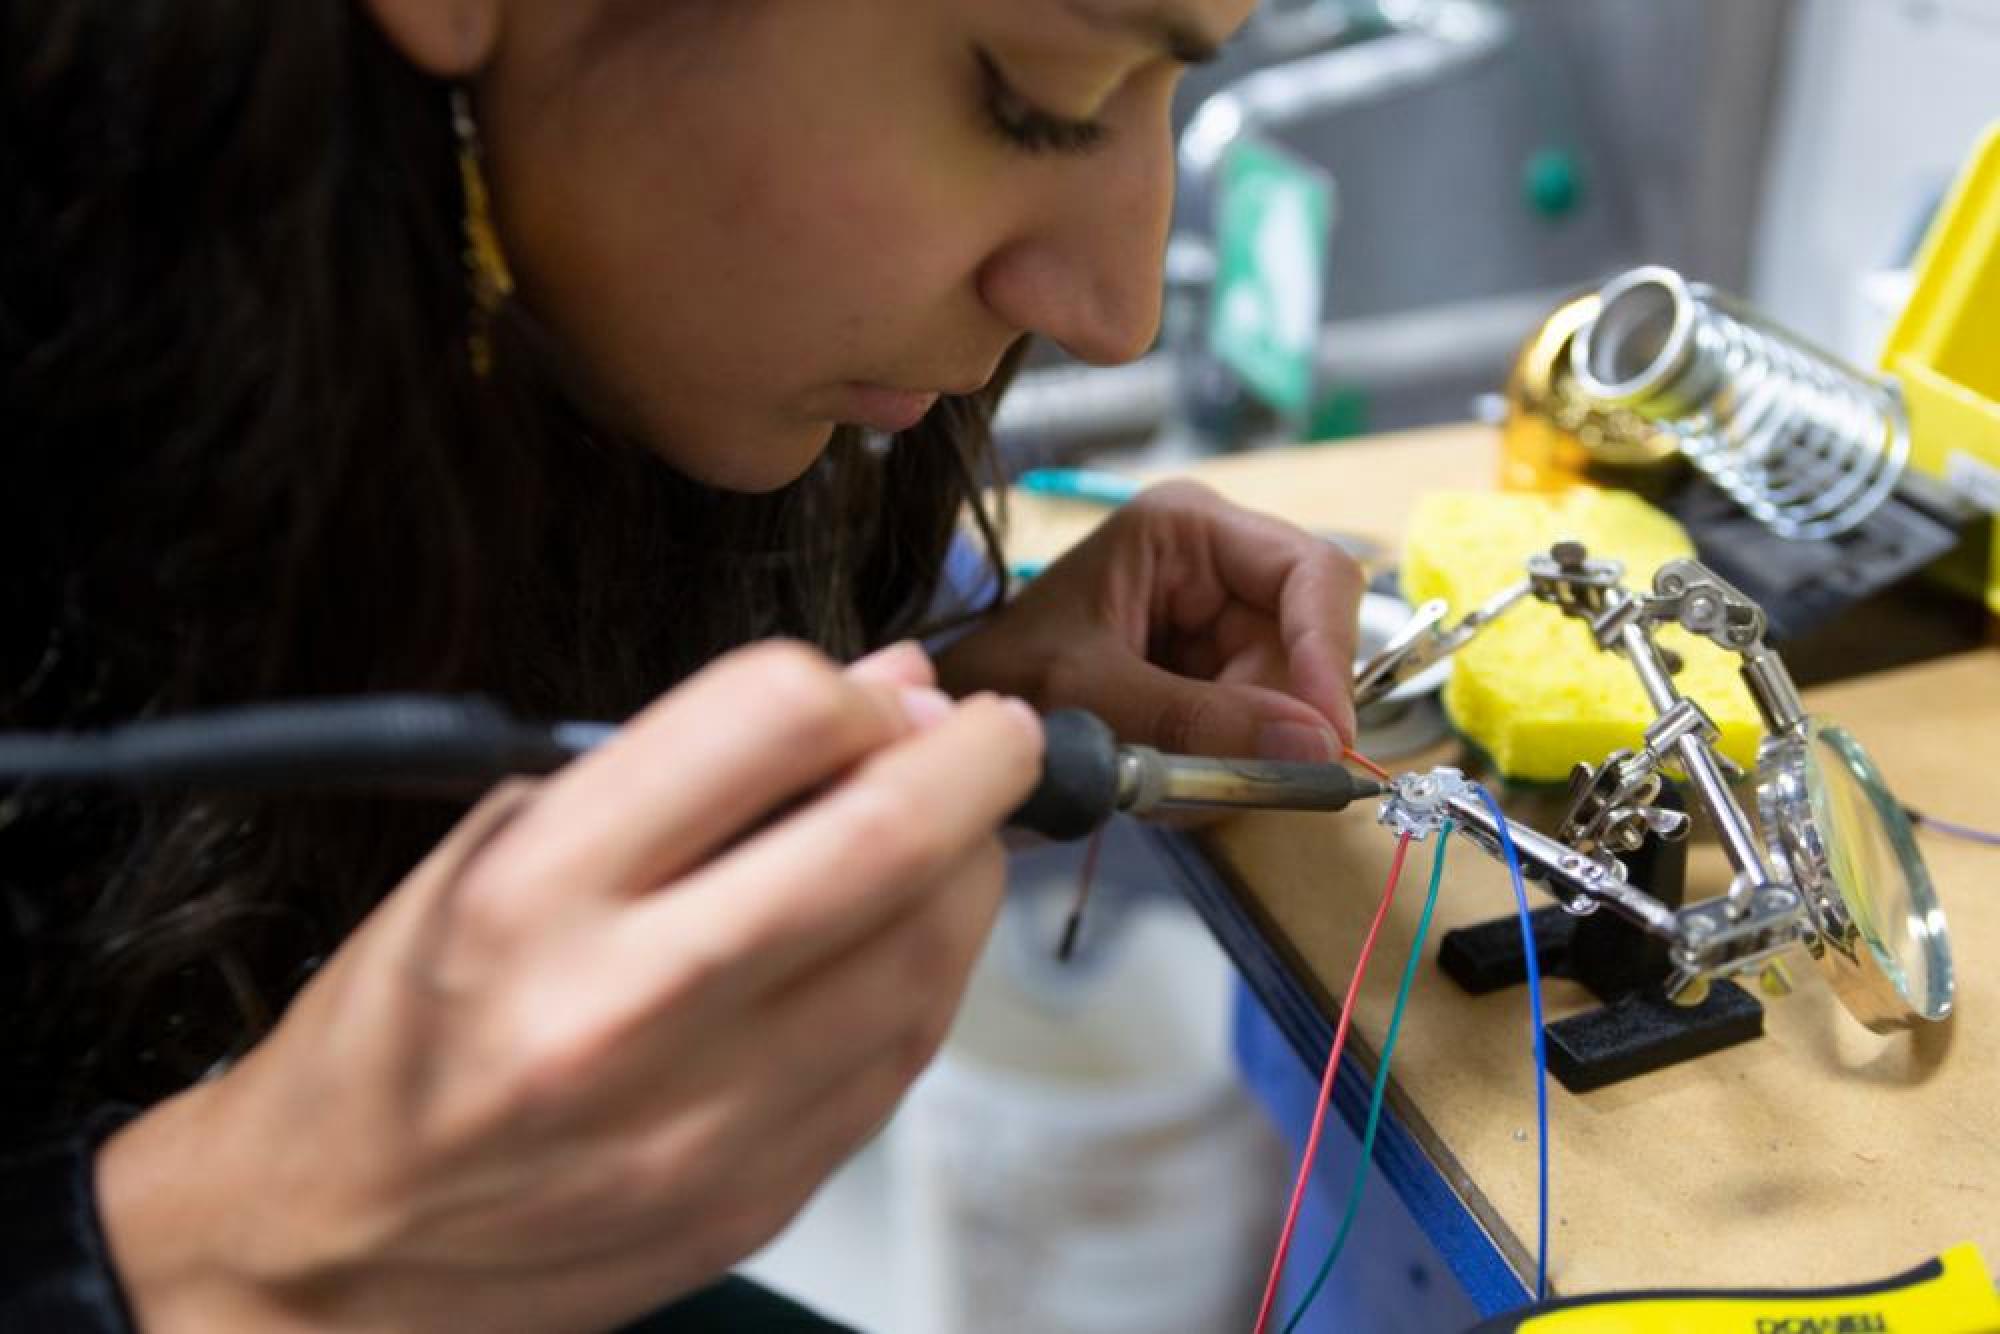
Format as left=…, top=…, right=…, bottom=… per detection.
left=95, top=640, right=1043, bottom=1334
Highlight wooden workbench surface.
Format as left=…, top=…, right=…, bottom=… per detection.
left=1006, top=425, right=2000, bottom=1294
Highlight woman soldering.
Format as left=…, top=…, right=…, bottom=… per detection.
left=1, top=1, right=1363, bottom=1329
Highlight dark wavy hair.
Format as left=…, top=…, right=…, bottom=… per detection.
left=0, top=1, right=1018, bottom=1130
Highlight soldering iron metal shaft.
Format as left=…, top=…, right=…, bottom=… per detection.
left=1113, top=745, right=1383, bottom=818
left=1009, top=708, right=1383, bottom=840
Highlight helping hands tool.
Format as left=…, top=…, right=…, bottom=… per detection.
left=1356, top=543, right=1954, bottom=1039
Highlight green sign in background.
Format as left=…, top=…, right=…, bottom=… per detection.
left=1208, top=137, right=1337, bottom=421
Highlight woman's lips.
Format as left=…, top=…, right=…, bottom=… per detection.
left=840, top=383, right=942, bottom=433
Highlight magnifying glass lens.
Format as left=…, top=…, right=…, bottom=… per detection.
left=1803, top=721, right=1952, bottom=1023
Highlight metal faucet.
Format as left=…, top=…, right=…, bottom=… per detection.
left=1169, top=0, right=1513, bottom=451
left=1177, top=0, right=1513, bottom=208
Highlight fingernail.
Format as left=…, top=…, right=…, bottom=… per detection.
left=850, top=640, right=933, bottom=685
left=1256, top=721, right=1338, bottom=763
left=1000, top=697, right=1044, bottom=743
left=899, top=686, right=955, bottom=730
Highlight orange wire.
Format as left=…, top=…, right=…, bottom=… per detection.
left=1343, top=745, right=1390, bottom=782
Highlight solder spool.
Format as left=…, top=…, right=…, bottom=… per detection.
left=1499, top=291, right=1684, bottom=497
left=1569, top=266, right=1911, bottom=541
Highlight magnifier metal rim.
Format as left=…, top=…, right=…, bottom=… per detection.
left=1755, top=721, right=1954, bottom=1032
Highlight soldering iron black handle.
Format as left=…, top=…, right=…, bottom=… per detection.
left=1007, top=708, right=1121, bottom=841
left=0, top=695, right=1133, bottom=839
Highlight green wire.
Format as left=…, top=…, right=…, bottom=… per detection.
left=1280, top=822, right=1452, bottom=1334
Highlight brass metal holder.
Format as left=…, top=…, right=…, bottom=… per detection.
left=1500, top=292, right=1685, bottom=496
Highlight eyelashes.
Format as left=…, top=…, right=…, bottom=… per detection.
left=975, top=47, right=1107, bottom=157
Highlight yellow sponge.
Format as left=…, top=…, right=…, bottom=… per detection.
left=1401, top=489, right=1763, bottom=783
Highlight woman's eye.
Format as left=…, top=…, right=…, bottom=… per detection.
left=975, top=48, right=1107, bottom=156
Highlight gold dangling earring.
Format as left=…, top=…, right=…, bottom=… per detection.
left=452, top=88, right=514, bottom=378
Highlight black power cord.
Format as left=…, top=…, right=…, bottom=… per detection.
left=0, top=696, right=610, bottom=796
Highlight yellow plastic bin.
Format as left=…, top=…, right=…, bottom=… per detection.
left=1881, top=122, right=2000, bottom=617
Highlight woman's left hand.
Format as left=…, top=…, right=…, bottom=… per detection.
left=938, top=481, right=1364, bottom=762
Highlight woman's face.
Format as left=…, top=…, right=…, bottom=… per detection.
left=373, top=0, right=1254, bottom=491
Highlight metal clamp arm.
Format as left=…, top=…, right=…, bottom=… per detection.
left=1353, top=580, right=1531, bottom=708
left=1377, top=766, right=1807, bottom=1004
left=1376, top=768, right=1682, bottom=940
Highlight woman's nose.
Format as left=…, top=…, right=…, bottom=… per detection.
left=977, top=128, right=1175, bottom=367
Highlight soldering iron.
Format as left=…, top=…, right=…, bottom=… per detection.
left=0, top=695, right=1385, bottom=840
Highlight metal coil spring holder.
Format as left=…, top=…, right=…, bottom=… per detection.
left=1568, top=265, right=1910, bottom=540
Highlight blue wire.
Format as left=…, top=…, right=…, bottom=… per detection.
left=1472, top=781, right=1550, bottom=1303
left=1279, top=822, right=1453, bottom=1334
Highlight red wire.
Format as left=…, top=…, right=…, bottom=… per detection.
left=1250, top=830, right=1414, bottom=1334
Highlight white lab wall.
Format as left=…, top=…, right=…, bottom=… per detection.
left=1751, top=0, right=2000, bottom=359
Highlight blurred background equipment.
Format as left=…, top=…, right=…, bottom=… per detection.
left=997, top=0, right=1798, bottom=464
left=997, top=0, right=2000, bottom=484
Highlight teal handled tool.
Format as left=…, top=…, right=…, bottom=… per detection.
left=1015, top=467, right=1143, bottom=506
